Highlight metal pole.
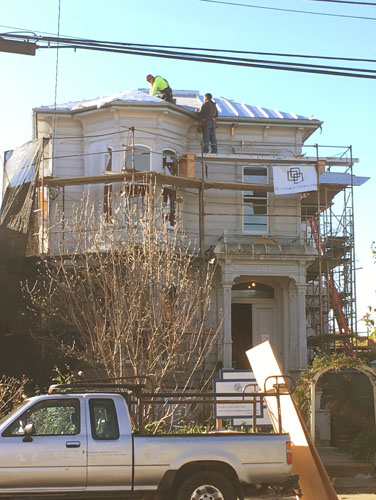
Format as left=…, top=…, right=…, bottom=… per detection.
left=310, top=380, right=316, bottom=442
left=62, top=186, right=65, bottom=252
left=349, top=145, right=358, bottom=351
left=315, top=145, right=324, bottom=352
left=199, top=156, right=206, bottom=373
left=199, top=157, right=206, bottom=280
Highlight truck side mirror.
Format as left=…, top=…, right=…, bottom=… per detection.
left=22, top=422, right=36, bottom=442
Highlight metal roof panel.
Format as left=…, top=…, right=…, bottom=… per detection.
left=35, top=89, right=320, bottom=123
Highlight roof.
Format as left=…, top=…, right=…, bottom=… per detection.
left=35, top=89, right=320, bottom=123
left=173, top=90, right=318, bottom=121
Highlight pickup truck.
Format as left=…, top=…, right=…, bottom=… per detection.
left=0, top=381, right=298, bottom=499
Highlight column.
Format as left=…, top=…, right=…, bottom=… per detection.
left=288, top=280, right=308, bottom=371
left=288, top=282, right=298, bottom=371
left=296, top=283, right=308, bottom=370
left=221, top=282, right=233, bottom=368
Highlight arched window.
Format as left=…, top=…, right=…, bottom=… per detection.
left=232, top=281, right=274, bottom=299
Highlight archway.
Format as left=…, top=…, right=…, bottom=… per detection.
left=310, top=363, right=376, bottom=443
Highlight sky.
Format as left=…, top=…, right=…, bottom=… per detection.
left=0, top=0, right=375, bottom=329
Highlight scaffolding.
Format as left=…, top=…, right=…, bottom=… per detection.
left=2, top=138, right=365, bottom=357
left=303, top=146, right=358, bottom=355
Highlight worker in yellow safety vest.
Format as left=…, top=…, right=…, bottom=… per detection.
left=146, top=74, right=173, bottom=102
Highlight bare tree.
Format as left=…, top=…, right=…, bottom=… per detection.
left=0, top=375, right=28, bottom=419
left=26, top=182, right=220, bottom=393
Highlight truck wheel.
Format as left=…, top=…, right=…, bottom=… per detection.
left=177, top=471, right=237, bottom=500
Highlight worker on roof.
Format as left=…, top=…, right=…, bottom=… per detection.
left=146, top=74, right=173, bottom=103
left=196, top=93, right=218, bottom=154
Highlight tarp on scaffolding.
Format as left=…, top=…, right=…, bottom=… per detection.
left=0, top=139, right=45, bottom=268
left=273, top=165, right=317, bottom=195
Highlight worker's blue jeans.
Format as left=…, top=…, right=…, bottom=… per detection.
left=203, top=120, right=217, bottom=153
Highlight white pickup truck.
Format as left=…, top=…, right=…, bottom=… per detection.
left=0, top=381, right=298, bottom=499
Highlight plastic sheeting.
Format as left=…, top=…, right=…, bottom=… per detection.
left=2, top=139, right=43, bottom=192
left=0, top=138, right=45, bottom=268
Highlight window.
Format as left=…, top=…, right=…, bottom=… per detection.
left=163, top=150, right=178, bottom=175
left=163, top=187, right=177, bottom=227
left=243, top=166, right=268, bottom=232
left=123, top=183, right=147, bottom=226
left=3, top=399, right=80, bottom=437
left=134, top=146, right=151, bottom=172
left=104, top=148, right=113, bottom=222
left=162, top=150, right=178, bottom=226
left=89, top=399, right=119, bottom=440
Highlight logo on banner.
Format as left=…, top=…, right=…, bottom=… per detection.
left=287, top=167, right=304, bottom=184
left=272, top=165, right=317, bottom=195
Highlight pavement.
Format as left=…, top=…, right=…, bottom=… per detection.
left=245, top=446, right=376, bottom=499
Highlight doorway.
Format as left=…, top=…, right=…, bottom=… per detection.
left=231, top=303, right=252, bottom=369
left=231, top=281, right=277, bottom=369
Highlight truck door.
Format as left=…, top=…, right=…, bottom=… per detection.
left=86, top=396, right=133, bottom=490
left=0, top=397, right=86, bottom=491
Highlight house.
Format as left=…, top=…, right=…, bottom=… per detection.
left=1, top=89, right=369, bottom=379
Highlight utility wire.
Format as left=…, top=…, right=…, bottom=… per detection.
left=1, top=26, right=376, bottom=63
left=2, top=33, right=376, bottom=78
left=40, top=39, right=376, bottom=75
left=44, top=43, right=376, bottom=79
left=52, top=0, right=61, bottom=145
left=199, top=0, right=376, bottom=20
left=77, top=41, right=376, bottom=64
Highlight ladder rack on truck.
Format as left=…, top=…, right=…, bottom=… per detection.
left=48, top=375, right=293, bottom=433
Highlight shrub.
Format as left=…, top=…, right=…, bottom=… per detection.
left=349, top=431, right=376, bottom=462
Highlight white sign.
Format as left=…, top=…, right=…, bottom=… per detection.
left=220, top=369, right=254, bottom=380
left=213, top=378, right=270, bottom=424
left=273, top=165, right=317, bottom=195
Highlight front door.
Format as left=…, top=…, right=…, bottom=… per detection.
left=252, top=303, right=277, bottom=348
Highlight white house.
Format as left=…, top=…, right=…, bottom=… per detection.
left=3, top=88, right=366, bottom=378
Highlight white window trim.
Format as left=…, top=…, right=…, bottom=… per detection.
left=242, top=165, right=269, bottom=235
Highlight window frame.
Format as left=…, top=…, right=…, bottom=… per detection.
left=133, top=144, right=151, bottom=172
left=89, top=398, right=120, bottom=441
left=2, top=398, right=81, bottom=437
left=242, top=165, right=269, bottom=234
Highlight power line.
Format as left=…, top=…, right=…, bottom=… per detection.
left=88, top=42, right=376, bottom=64
left=199, top=0, right=376, bottom=20
left=2, top=33, right=376, bottom=79
left=52, top=0, right=62, bottom=161
left=47, top=39, right=376, bottom=74
left=44, top=43, right=376, bottom=79
left=2, top=26, right=375, bottom=64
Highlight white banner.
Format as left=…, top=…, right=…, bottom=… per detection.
left=273, top=165, right=317, bottom=195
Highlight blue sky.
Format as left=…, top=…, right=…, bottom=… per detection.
left=0, top=0, right=374, bottom=326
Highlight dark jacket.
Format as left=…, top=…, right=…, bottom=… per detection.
left=197, top=100, right=218, bottom=122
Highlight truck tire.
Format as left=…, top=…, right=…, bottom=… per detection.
left=176, top=471, right=237, bottom=500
